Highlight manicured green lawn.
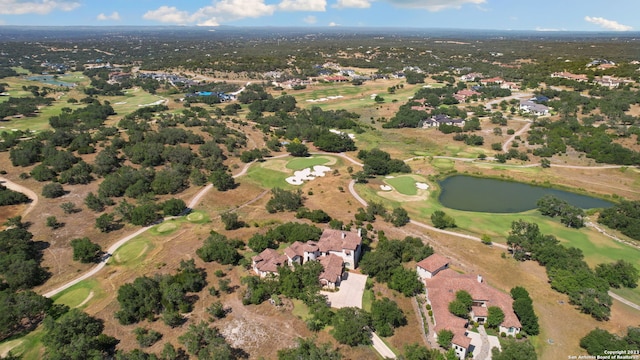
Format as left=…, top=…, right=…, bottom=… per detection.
left=51, top=279, right=103, bottom=309
left=362, top=288, right=374, bottom=312
left=286, top=156, right=329, bottom=170
left=186, top=210, right=210, bottom=224
left=109, top=236, right=153, bottom=266
left=385, top=176, right=418, bottom=196
left=243, top=165, right=291, bottom=190
left=0, top=328, right=45, bottom=360
left=431, top=158, right=455, bottom=170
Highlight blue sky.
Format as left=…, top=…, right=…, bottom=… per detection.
left=0, top=0, right=638, bottom=31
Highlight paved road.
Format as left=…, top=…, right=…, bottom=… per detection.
left=0, top=176, right=39, bottom=217
left=371, top=332, right=396, bottom=359
left=609, top=291, right=640, bottom=311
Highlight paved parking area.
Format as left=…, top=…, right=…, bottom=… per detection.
left=321, top=272, right=368, bottom=309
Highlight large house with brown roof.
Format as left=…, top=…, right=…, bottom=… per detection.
left=419, top=254, right=521, bottom=359
left=252, top=229, right=363, bottom=289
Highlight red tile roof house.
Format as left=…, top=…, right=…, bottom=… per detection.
left=453, top=89, right=480, bottom=103
left=418, top=254, right=521, bottom=359
left=252, top=229, right=363, bottom=289
left=480, top=77, right=504, bottom=86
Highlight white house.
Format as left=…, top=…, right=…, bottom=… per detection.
left=519, top=100, right=549, bottom=116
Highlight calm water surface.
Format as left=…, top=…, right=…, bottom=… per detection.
left=438, top=175, right=614, bottom=213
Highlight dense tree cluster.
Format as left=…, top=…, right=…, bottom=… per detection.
left=360, top=236, right=431, bottom=296
left=115, top=259, right=206, bottom=326
left=370, top=297, right=407, bottom=337
left=357, top=148, right=411, bottom=176
left=448, top=290, right=472, bottom=319
left=598, top=200, right=640, bottom=240
left=491, top=338, right=537, bottom=360
left=70, top=237, right=102, bottom=263
left=0, top=228, right=49, bottom=290
left=536, top=195, right=586, bottom=228
left=580, top=327, right=640, bottom=356
left=0, top=184, right=30, bottom=206
left=431, top=210, right=456, bottom=229
left=510, top=286, right=540, bottom=335
left=527, top=118, right=640, bottom=165
left=197, top=231, right=243, bottom=265
left=42, top=309, right=119, bottom=360
left=506, top=220, right=631, bottom=320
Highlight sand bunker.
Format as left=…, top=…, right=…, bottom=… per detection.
left=285, top=165, right=331, bottom=185
left=329, top=129, right=355, bottom=139
left=416, top=182, right=429, bottom=190
left=139, top=99, right=167, bottom=107
left=306, top=95, right=343, bottom=103
left=380, top=185, right=392, bottom=191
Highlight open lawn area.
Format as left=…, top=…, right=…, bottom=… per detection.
left=384, top=175, right=427, bottom=196
left=51, top=279, right=104, bottom=309
left=0, top=329, right=44, bottom=360
left=243, top=155, right=340, bottom=189
left=109, top=236, right=154, bottom=266
left=285, top=156, right=330, bottom=170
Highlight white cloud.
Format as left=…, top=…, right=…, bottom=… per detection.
left=97, top=11, right=120, bottom=21
left=143, top=6, right=194, bottom=24
left=279, top=0, right=326, bottom=11
left=0, top=0, right=80, bottom=15
left=383, top=0, right=485, bottom=11
left=584, top=16, right=632, bottom=31
left=334, top=0, right=371, bottom=9
left=328, top=21, right=338, bottom=26
left=144, top=0, right=276, bottom=26
left=303, top=15, right=317, bottom=24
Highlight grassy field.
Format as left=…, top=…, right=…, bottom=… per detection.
left=109, top=236, right=154, bottom=266
left=286, top=156, right=330, bottom=170
left=0, top=329, right=44, bottom=360
left=51, top=279, right=103, bottom=309
left=291, top=299, right=312, bottom=321
left=186, top=210, right=210, bottom=224
left=385, top=175, right=420, bottom=196
left=244, top=164, right=292, bottom=189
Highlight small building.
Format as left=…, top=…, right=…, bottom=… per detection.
left=416, top=253, right=450, bottom=279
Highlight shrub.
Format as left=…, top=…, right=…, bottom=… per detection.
left=42, top=183, right=65, bottom=198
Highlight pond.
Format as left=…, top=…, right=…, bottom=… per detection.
left=27, top=75, right=75, bottom=87
left=438, top=175, right=614, bottom=213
